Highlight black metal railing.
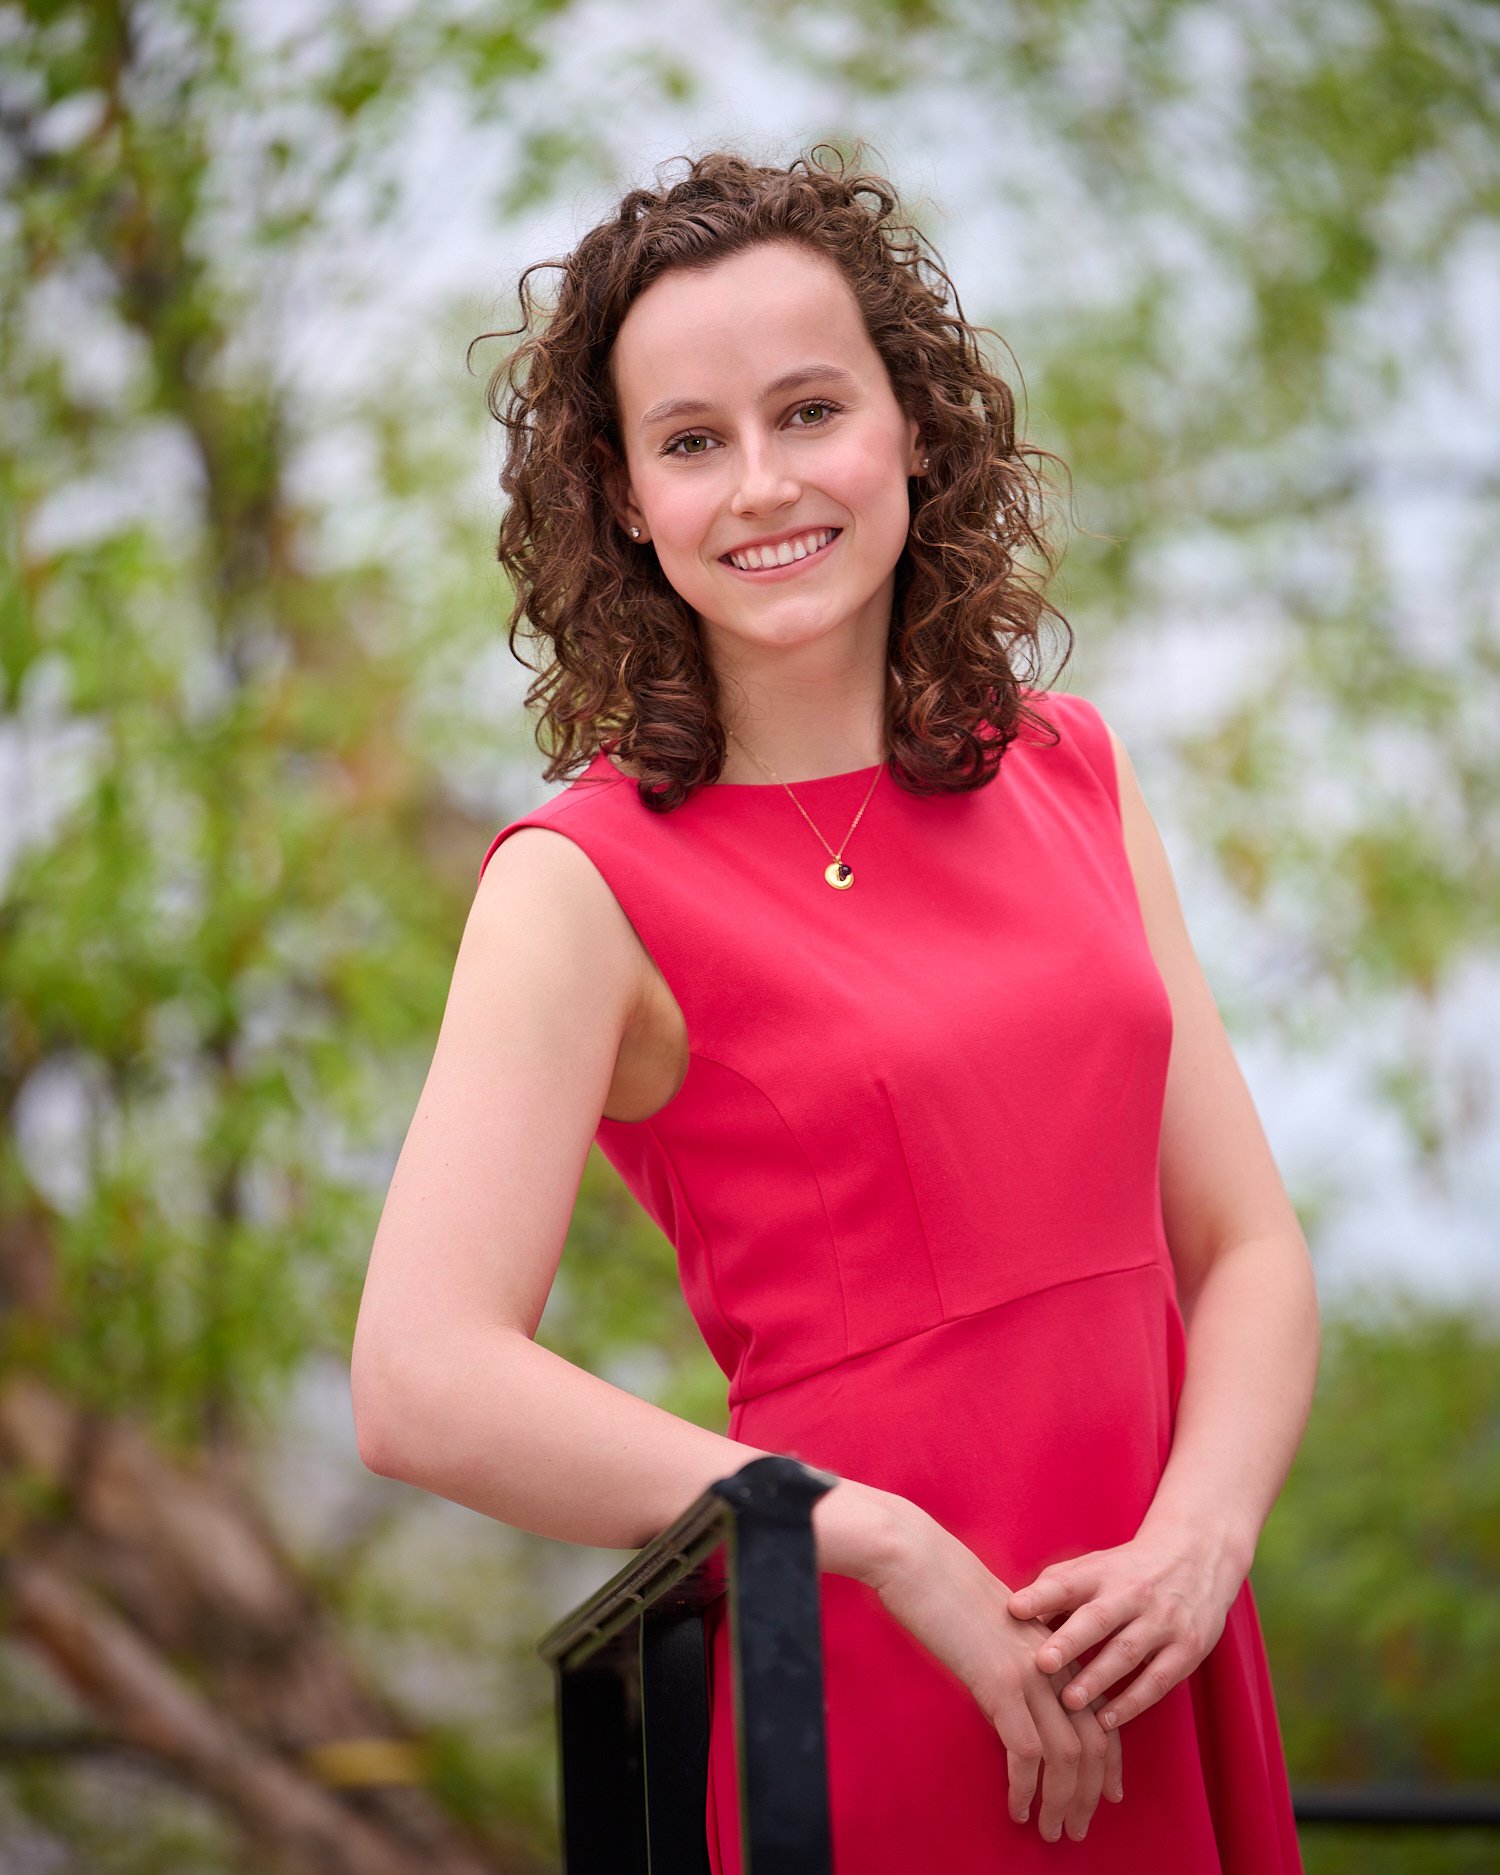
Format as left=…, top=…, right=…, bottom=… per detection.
left=539, top=1456, right=1500, bottom=1869
left=537, top=1453, right=838, bottom=1874
left=1294, top=1785, right=1500, bottom=1828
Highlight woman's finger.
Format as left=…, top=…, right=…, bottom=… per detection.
left=1008, top=1569, right=1083, bottom=1620
left=1099, top=1643, right=1195, bottom=1731
left=1033, top=1595, right=1123, bottom=1675
left=1059, top=1619, right=1163, bottom=1710
left=1059, top=1696, right=1109, bottom=1841
left=1047, top=1666, right=1113, bottom=1840
left=995, top=1689, right=1044, bottom=1825
left=1026, top=1677, right=1084, bottom=1843
left=1104, top=1711, right=1124, bottom=1801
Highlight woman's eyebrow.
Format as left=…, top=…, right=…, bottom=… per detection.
left=639, top=364, right=860, bottom=433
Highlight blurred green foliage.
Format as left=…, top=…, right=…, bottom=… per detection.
left=1258, top=1300, right=1500, bottom=1871
left=1260, top=1300, right=1500, bottom=1785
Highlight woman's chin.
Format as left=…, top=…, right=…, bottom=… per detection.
left=704, top=602, right=859, bottom=656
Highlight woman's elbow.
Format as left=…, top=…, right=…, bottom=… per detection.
left=349, top=1331, right=416, bottom=1479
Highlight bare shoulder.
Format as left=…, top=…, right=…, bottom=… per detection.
left=1099, top=724, right=1180, bottom=934
left=1099, top=718, right=1206, bottom=1004
left=463, top=822, right=648, bottom=1031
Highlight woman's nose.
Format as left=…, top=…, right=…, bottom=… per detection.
left=731, top=435, right=800, bottom=514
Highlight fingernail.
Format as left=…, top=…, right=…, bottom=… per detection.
left=1039, top=1647, right=1059, bottom=1669
left=1101, top=1710, right=1117, bottom=1728
left=1044, top=1825, right=1061, bottom=1842
left=1020, top=1807, right=1029, bottom=1824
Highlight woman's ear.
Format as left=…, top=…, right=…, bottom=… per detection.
left=593, top=437, right=648, bottom=542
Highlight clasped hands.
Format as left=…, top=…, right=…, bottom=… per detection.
left=1005, top=1517, right=1247, bottom=1809
left=866, top=1504, right=1247, bottom=1845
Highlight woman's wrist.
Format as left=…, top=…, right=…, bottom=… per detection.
left=811, top=1477, right=931, bottom=1585
left=1137, top=1498, right=1259, bottom=1586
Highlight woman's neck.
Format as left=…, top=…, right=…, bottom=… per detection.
left=716, top=725, right=887, bottom=785
left=703, top=605, right=893, bottom=785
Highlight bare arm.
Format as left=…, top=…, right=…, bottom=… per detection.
left=349, top=824, right=904, bottom=1580
left=1110, top=723, right=1321, bottom=1572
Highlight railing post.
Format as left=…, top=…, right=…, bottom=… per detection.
left=640, top=1612, right=712, bottom=1873
left=538, top=1454, right=838, bottom=1875
left=554, top=1657, right=648, bottom=1874
left=709, top=1460, right=835, bottom=1875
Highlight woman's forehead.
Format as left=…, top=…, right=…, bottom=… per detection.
left=610, top=246, right=875, bottom=412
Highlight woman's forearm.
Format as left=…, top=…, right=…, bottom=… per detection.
left=351, top=1324, right=906, bottom=1583
left=1139, top=1232, right=1321, bottom=1570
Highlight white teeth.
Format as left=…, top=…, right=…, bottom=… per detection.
left=728, top=528, right=835, bottom=571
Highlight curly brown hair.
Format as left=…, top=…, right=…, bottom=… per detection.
left=469, top=141, right=1073, bottom=811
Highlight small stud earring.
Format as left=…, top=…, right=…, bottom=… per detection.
left=921, top=456, right=930, bottom=471
left=630, top=526, right=641, bottom=539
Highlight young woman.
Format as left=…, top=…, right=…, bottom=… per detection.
left=351, top=145, right=1318, bottom=1872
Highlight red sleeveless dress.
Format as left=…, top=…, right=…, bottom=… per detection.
left=477, top=688, right=1303, bottom=1873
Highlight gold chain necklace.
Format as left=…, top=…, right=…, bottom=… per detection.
left=727, top=732, right=885, bottom=891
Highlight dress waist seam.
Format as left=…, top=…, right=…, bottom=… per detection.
left=727, top=1254, right=1173, bottom=1411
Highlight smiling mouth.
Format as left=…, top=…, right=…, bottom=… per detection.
left=720, top=527, right=842, bottom=575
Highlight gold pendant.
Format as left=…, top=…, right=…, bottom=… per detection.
left=824, top=860, right=854, bottom=890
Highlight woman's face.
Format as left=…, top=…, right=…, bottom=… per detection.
left=603, top=240, right=924, bottom=672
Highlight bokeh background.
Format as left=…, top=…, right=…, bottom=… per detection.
left=2, top=1, right=1497, bottom=1870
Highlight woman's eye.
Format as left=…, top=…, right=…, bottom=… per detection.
left=662, top=402, right=841, bottom=457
